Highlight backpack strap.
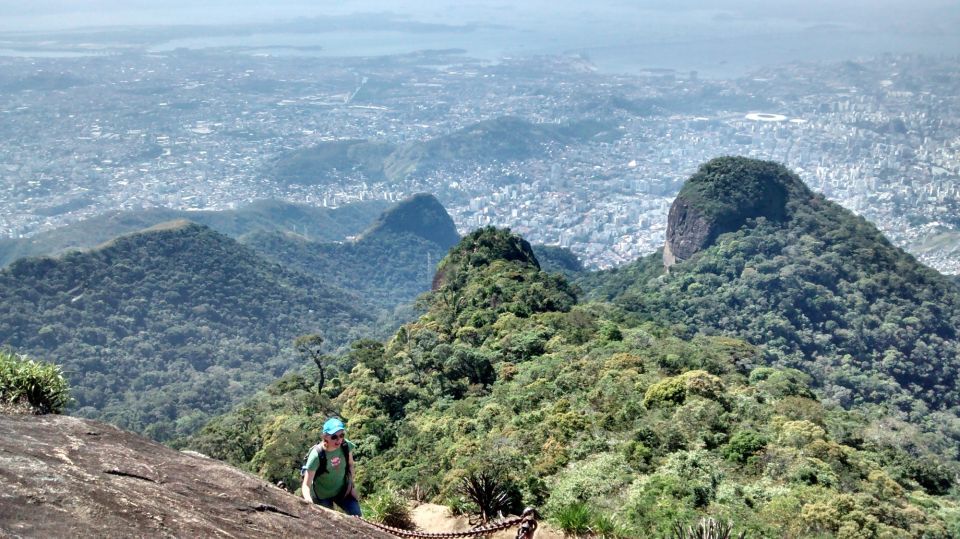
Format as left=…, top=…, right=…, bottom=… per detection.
left=302, top=443, right=327, bottom=475
left=304, top=441, right=351, bottom=477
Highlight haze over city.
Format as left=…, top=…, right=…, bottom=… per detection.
left=1, top=0, right=959, bottom=271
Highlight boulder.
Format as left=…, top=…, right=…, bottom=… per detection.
left=0, top=414, right=389, bottom=538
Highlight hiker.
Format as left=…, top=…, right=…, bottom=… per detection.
left=301, top=417, right=362, bottom=516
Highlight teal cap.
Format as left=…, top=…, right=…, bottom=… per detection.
left=323, top=417, right=345, bottom=435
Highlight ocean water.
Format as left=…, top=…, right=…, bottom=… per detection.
left=3, top=2, right=959, bottom=78
left=147, top=24, right=960, bottom=79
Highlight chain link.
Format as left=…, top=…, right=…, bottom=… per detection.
left=356, top=507, right=537, bottom=539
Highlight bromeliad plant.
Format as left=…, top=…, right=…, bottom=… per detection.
left=0, top=350, right=70, bottom=414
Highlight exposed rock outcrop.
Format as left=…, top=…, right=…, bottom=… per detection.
left=664, top=195, right=716, bottom=266
left=0, top=414, right=388, bottom=538
left=664, top=157, right=811, bottom=269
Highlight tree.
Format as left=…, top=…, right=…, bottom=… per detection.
left=295, top=334, right=326, bottom=394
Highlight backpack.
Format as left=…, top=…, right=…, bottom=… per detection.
left=300, top=441, right=351, bottom=479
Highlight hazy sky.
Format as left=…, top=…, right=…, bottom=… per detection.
left=1, top=0, right=958, bottom=32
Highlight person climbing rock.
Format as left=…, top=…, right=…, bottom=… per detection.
left=301, top=417, right=361, bottom=516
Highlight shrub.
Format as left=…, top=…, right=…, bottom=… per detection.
left=592, top=512, right=636, bottom=539
left=0, top=350, right=70, bottom=414
left=748, top=368, right=814, bottom=399
left=723, top=431, right=768, bottom=463
left=643, top=370, right=725, bottom=409
left=643, top=376, right=688, bottom=408
left=545, top=453, right=632, bottom=515
left=444, top=495, right=474, bottom=517
left=778, top=420, right=826, bottom=448
left=552, top=502, right=594, bottom=537
left=364, top=490, right=416, bottom=530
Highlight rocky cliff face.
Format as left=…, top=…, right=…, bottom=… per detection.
left=664, top=196, right=716, bottom=267
left=663, top=157, right=810, bottom=269
left=0, top=414, right=388, bottom=538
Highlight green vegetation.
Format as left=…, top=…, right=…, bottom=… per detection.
left=7, top=155, right=960, bottom=536
left=458, top=470, right=522, bottom=525
left=363, top=489, right=417, bottom=530
left=0, top=195, right=463, bottom=440
left=0, top=222, right=376, bottom=440
left=268, top=140, right=396, bottom=184
left=532, top=245, right=586, bottom=280
left=673, top=517, right=745, bottom=539
left=243, top=194, right=459, bottom=309
left=675, top=157, right=811, bottom=224
left=359, top=193, right=460, bottom=248
left=0, top=199, right=388, bottom=268
left=265, top=116, right=619, bottom=185
left=581, top=159, right=960, bottom=464
left=0, top=349, right=70, bottom=414
left=244, top=230, right=446, bottom=309
left=189, top=226, right=960, bottom=538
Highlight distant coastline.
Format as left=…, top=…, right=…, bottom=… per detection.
left=2, top=13, right=959, bottom=79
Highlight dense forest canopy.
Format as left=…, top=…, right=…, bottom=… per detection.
left=0, top=194, right=582, bottom=443
left=585, top=158, right=960, bottom=425
left=0, top=222, right=377, bottom=440
left=5, top=156, right=960, bottom=536
left=190, top=225, right=960, bottom=538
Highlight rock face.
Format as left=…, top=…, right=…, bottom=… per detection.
left=0, top=414, right=389, bottom=538
left=664, top=157, right=810, bottom=269
left=663, top=196, right=716, bottom=267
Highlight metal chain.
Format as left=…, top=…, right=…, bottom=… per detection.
left=357, top=507, right=537, bottom=539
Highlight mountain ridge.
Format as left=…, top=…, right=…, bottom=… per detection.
left=190, top=225, right=960, bottom=538
left=0, top=199, right=388, bottom=268
left=0, top=221, right=377, bottom=440
left=268, top=115, right=618, bottom=185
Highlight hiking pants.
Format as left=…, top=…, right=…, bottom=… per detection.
left=316, top=493, right=362, bottom=516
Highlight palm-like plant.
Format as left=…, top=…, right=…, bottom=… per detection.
left=673, top=517, right=746, bottom=539
left=459, top=470, right=517, bottom=526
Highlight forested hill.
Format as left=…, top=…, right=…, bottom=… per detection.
left=381, top=116, right=618, bottom=182
left=241, top=193, right=460, bottom=309
left=359, top=193, right=460, bottom=247
left=0, top=221, right=377, bottom=440
left=268, top=116, right=618, bottom=185
left=581, top=156, right=960, bottom=426
left=0, top=198, right=388, bottom=268
left=190, top=226, right=960, bottom=538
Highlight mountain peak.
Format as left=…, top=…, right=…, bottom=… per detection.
left=664, top=157, right=812, bottom=268
left=360, top=193, right=459, bottom=248
left=432, top=226, right=540, bottom=290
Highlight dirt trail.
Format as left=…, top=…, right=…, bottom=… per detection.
left=410, top=503, right=564, bottom=539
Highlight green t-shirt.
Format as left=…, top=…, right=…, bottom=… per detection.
left=305, top=441, right=354, bottom=500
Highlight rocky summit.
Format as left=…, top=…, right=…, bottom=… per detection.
left=0, top=414, right=388, bottom=538
left=664, top=157, right=812, bottom=268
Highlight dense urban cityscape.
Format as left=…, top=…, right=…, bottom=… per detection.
left=1, top=46, right=958, bottom=271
